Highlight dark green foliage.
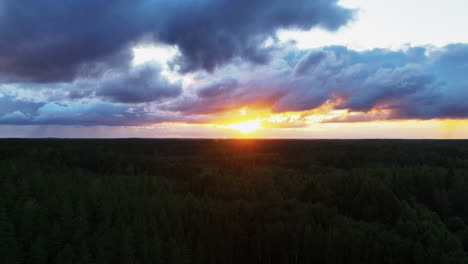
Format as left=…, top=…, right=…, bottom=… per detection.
left=1, top=139, right=468, bottom=263
left=29, top=236, right=46, bottom=264
left=0, top=204, right=20, bottom=264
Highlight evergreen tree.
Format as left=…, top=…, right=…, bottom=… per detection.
left=0, top=205, right=19, bottom=264
left=29, top=236, right=46, bottom=264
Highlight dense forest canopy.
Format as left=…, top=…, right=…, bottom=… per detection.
left=1, top=139, right=468, bottom=264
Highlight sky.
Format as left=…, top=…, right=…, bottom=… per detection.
left=1, top=0, right=468, bottom=138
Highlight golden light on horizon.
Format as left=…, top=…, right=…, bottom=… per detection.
left=148, top=105, right=468, bottom=139
left=225, top=119, right=263, bottom=134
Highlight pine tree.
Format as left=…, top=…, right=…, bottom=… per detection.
left=49, top=221, right=64, bottom=257
left=78, top=241, right=91, bottom=264
left=0, top=205, right=19, bottom=264
left=61, top=244, right=75, bottom=264
left=29, top=236, right=46, bottom=264
left=148, top=232, right=162, bottom=264
left=120, top=228, right=135, bottom=264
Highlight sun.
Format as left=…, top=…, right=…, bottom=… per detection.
left=225, top=119, right=263, bottom=134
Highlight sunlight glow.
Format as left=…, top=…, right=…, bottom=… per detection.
left=154, top=104, right=468, bottom=139
left=225, top=119, right=263, bottom=134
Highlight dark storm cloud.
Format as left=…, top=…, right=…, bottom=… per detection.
left=0, top=0, right=354, bottom=82
left=161, top=0, right=355, bottom=72
left=0, top=0, right=139, bottom=82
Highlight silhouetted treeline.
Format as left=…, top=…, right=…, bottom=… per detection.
left=1, top=139, right=468, bottom=264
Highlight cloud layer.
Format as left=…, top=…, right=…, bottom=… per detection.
left=166, top=44, right=468, bottom=122
left=0, top=0, right=353, bottom=82
left=1, top=0, right=468, bottom=128
left=3, top=43, right=468, bottom=126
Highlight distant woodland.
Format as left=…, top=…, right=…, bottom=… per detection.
left=2, top=139, right=468, bottom=264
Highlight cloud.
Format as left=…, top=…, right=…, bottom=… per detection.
left=293, top=49, right=327, bottom=77
left=0, top=0, right=149, bottom=82
left=0, top=0, right=353, bottom=82
left=95, top=63, right=182, bottom=103
left=2, top=42, right=468, bottom=126
left=0, top=96, right=182, bottom=126
left=0, top=111, right=30, bottom=123
left=167, top=78, right=284, bottom=115
left=0, top=103, right=151, bottom=126
left=167, top=44, right=468, bottom=121
left=0, top=94, right=44, bottom=117
left=0, top=98, right=207, bottom=126
left=321, top=111, right=392, bottom=123
left=161, top=0, right=354, bottom=72
left=197, top=78, right=240, bottom=98
left=0, top=62, right=182, bottom=105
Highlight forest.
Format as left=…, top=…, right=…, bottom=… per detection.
left=1, top=139, right=468, bottom=264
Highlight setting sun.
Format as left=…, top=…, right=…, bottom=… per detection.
left=225, top=119, right=263, bottom=134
